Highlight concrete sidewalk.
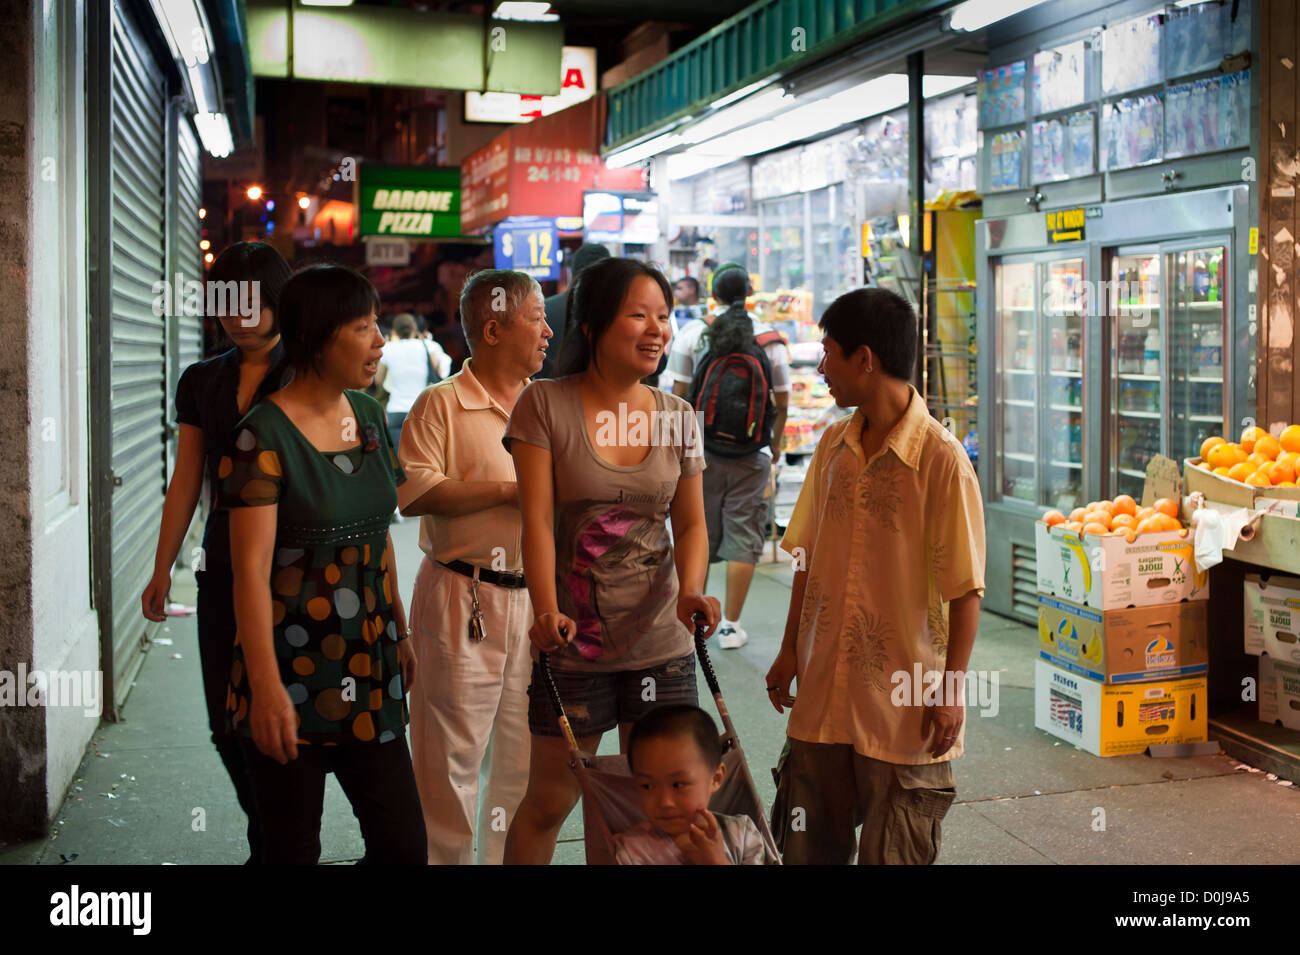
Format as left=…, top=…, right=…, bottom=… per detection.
left=3, top=519, right=1297, bottom=865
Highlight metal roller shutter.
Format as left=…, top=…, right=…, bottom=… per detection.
left=173, top=118, right=204, bottom=376
left=104, top=2, right=169, bottom=713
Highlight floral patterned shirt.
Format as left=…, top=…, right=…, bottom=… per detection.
left=780, top=386, right=986, bottom=764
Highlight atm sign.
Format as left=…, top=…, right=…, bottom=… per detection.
left=1046, top=207, right=1086, bottom=244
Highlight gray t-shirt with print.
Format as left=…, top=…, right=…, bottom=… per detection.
left=503, top=376, right=705, bottom=672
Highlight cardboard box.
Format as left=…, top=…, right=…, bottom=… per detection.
left=1034, top=659, right=1208, bottom=757
left=1035, top=522, right=1209, bottom=610
left=1259, top=655, right=1300, bottom=732
left=1185, top=457, right=1300, bottom=508
left=1037, top=594, right=1208, bottom=683
left=1244, top=572, right=1300, bottom=661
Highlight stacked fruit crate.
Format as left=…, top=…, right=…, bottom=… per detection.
left=1032, top=494, right=1209, bottom=756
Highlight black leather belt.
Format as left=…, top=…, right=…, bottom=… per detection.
left=438, top=559, right=527, bottom=589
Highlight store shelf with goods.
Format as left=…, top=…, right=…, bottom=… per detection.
left=1119, top=409, right=1160, bottom=419
left=1049, top=403, right=1082, bottom=412
left=1118, top=373, right=1161, bottom=381
left=1005, top=451, right=1035, bottom=462
left=1004, top=398, right=1034, bottom=408
left=1049, top=460, right=1082, bottom=469
left=1118, top=467, right=1146, bottom=478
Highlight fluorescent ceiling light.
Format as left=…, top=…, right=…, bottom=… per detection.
left=708, top=76, right=780, bottom=111
left=194, top=112, right=234, bottom=158
left=948, top=0, right=1050, bottom=32
left=300, top=0, right=355, bottom=6
left=153, top=0, right=212, bottom=66
left=495, top=2, right=559, bottom=20
left=186, top=65, right=211, bottom=113
left=680, top=87, right=791, bottom=144
left=682, top=74, right=972, bottom=159
left=665, top=152, right=739, bottom=181
left=605, top=131, right=684, bottom=168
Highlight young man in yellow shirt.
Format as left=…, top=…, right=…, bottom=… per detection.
left=765, top=287, right=986, bottom=865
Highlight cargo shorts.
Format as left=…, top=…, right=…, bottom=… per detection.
left=702, top=450, right=771, bottom=564
left=770, top=738, right=957, bottom=865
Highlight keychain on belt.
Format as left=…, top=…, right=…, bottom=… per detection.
left=468, top=576, right=487, bottom=643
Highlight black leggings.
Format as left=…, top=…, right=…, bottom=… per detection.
left=239, top=733, right=427, bottom=864
left=195, top=570, right=263, bottom=863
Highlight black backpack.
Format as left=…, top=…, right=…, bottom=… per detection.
left=687, top=326, right=784, bottom=457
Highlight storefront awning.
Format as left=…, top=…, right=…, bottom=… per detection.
left=604, top=0, right=960, bottom=153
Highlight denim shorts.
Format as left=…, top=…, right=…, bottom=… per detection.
left=527, top=653, right=698, bottom=739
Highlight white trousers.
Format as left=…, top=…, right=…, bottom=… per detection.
left=409, top=558, right=532, bottom=865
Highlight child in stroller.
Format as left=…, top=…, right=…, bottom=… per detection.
left=614, top=705, right=767, bottom=865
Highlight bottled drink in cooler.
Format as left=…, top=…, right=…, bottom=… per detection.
left=1200, top=324, right=1222, bottom=376
left=1208, top=253, right=1220, bottom=303
left=1193, top=252, right=1209, bottom=302
left=1143, top=329, right=1161, bottom=375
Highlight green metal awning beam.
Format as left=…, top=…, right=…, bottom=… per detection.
left=604, top=0, right=959, bottom=151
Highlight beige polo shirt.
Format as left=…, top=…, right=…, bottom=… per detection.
left=780, top=385, right=986, bottom=764
left=397, top=358, right=524, bottom=571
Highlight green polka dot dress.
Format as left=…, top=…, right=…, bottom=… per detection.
left=219, top=389, right=408, bottom=745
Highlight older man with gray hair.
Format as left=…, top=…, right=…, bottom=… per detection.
left=398, top=268, right=550, bottom=864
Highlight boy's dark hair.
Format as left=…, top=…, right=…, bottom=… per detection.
left=711, top=263, right=749, bottom=307
left=627, top=704, right=724, bottom=773
left=674, top=276, right=701, bottom=298
left=208, top=241, right=292, bottom=332
left=569, top=242, right=611, bottom=277
left=278, top=264, right=381, bottom=377
left=818, top=287, right=917, bottom=380
left=557, top=257, right=673, bottom=376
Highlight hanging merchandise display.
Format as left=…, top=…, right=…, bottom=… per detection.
left=1101, top=12, right=1162, bottom=97
left=1101, top=93, right=1163, bottom=170
left=1064, top=110, right=1096, bottom=178
left=1164, top=70, right=1252, bottom=159
left=989, top=130, right=1027, bottom=191
left=1031, top=117, right=1068, bottom=183
left=1165, top=0, right=1232, bottom=79
left=977, top=61, right=1026, bottom=129
left=1032, top=41, right=1087, bottom=116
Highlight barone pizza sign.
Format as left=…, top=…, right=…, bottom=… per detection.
left=357, top=165, right=462, bottom=237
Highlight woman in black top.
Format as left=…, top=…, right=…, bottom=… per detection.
left=142, top=242, right=292, bottom=864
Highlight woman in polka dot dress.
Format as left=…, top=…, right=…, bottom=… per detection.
left=222, top=264, right=426, bottom=864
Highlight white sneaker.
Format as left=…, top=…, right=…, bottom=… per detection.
left=717, top=622, right=748, bottom=649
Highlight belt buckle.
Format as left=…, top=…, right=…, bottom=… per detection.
left=498, top=569, right=523, bottom=588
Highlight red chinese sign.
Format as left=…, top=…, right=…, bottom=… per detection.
left=460, top=96, right=645, bottom=234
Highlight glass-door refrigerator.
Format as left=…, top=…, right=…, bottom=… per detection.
left=976, top=186, right=1249, bottom=624
left=993, top=256, right=1086, bottom=513
left=1105, top=241, right=1229, bottom=499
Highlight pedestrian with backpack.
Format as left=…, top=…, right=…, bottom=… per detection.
left=671, top=264, right=790, bottom=650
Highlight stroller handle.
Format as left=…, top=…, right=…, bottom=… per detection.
left=692, top=618, right=723, bottom=700
left=537, top=651, right=581, bottom=753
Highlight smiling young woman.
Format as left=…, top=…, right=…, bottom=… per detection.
left=500, top=256, right=722, bottom=864
left=221, top=263, right=426, bottom=864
